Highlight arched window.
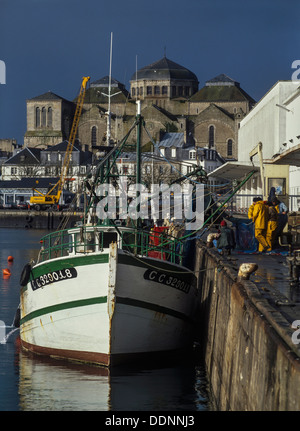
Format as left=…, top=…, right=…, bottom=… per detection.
left=209, top=126, right=214, bottom=148
left=36, top=107, right=40, bottom=128
left=47, top=107, right=52, bottom=128
left=91, top=126, right=97, bottom=147
left=227, top=139, right=233, bottom=156
left=42, top=107, right=47, bottom=127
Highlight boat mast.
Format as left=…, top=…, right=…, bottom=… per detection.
left=136, top=100, right=141, bottom=186
left=135, top=100, right=142, bottom=227
left=107, top=32, right=113, bottom=145
left=101, top=32, right=121, bottom=145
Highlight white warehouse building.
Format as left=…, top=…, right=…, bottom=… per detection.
left=211, top=80, right=300, bottom=212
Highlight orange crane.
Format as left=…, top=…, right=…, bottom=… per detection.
left=30, top=76, right=90, bottom=211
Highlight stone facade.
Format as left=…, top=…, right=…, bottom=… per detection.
left=24, top=91, right=75, bottom=149
left=23, top=59, right=255, bottom=161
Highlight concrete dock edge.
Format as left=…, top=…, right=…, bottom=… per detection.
left=195, top=241, right=300, bottom=411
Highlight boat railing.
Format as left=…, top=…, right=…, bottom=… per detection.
left=38, top=226, right=184, bottom=265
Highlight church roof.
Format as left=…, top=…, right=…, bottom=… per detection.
left=28, top=91, right=71, bottom=102
left=206, top=74, right=240, bottom=86
left=82, top=77, right=130, bottom=103
left=189, top=74, right=255, bottom=103
left=131, top=57, right=198, bottom=82
left=91, top=76, right=124, bottom=89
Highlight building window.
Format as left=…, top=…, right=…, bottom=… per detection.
left=91, top=126, right=97, bottom=146
left=172, top=86, right=176, bottom=97
left=171, top=148, right=176, bottom=158
left=159, top=147, right=165, bottom=157
left=178, top=87, right=183, bottom=96
left=139, top=87, right=143, bottom=96
left=154, top=86, right=160, bottom=95
left=11, top=167, right=18, bottom=175
left=209, top=126, right=215, bottom=148
left=147, top=86, right=152, bottom=95
left=42, top=107, right=47, bottom=127
left=185, top=87, right=190, bottom=97
left=36, top=107, right=40, bottom=128
left=227, top=139, right=233, bottom=156
left=189, top=150, right=196, bottom=160
left=162, top=86, right=167, bottom=95
left=47, top=107, right=52, bottom=128
left=132, top=88, right=135, bottom=97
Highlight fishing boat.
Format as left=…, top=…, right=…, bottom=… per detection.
left=19, top=100, right=204, bottom=367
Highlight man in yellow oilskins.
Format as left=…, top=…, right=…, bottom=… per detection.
left=266, top=201, right=278, bottom=251
left=249, top=197, right=269, bottom=252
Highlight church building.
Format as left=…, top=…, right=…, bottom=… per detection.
left=23, top=56, right=255, bottom=161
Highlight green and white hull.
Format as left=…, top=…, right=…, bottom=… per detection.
left=20, top=226, right=199, bottom=367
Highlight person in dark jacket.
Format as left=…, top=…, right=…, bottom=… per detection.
left=217, top=220, right=236, bottom=256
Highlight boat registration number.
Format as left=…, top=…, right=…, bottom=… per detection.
left=143, top=269, right=193, bottom=294
left=31, top=268, right=77, bottom=290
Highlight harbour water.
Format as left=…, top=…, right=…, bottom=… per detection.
left=0, top=228, right=212, bottom=411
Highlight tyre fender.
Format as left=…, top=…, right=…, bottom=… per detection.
left=20, top=263, right=32, bottom=287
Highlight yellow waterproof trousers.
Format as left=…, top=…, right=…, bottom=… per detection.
left=255, top=228, right=269, bottom=252
left=266, top=221, right=277, bottom=251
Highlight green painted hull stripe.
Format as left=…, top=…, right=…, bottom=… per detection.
left=20, top=296, right=107, bottom=325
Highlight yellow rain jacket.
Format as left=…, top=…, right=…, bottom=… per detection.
left=252, top=200, right=269, bottom=229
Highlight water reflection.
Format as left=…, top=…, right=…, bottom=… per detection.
left=18, top=347, right=211, bottom=411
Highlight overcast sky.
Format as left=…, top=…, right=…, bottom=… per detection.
left=0, top=0, right=299, bottom=145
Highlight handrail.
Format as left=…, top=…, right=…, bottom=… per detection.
left=38, top=226, right=184, bottom=265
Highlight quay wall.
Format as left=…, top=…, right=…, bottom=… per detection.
left=195, top=242, right=300, bottom=411
left=0, top=210, right=83, bottom=230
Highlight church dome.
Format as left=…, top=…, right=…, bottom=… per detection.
left=131, top=57, right=198, bottom=83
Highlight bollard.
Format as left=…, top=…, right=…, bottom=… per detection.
left=237, top=263, right=258, bottom=280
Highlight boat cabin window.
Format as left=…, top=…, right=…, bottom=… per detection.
left=74, top=230, right=96, bottom=253
left=100, top=232, right=118, bottom=249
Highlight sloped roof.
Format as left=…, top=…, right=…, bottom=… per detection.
left=205, top=74, right=239, bottom=86
left=82, top=84, right=131, bottom=104
left=28, top=91, right=72, bottom=103
left=4, top=147, right=41, bottom=165
left=0, top=177, right=59, bottom=189
left=91, top=76, right=125, bottom=89
left=159, top=133, right=185, bottom=148
left=132, top=57, right=198, bottom=82
left=190, top=75, right=255, bottom=103
left=45, top=140, right=81, bottom=152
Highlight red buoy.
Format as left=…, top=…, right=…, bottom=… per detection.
left=7, top=256, right=14, bottom=262
left=2, top=268, right=11, bottom=276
